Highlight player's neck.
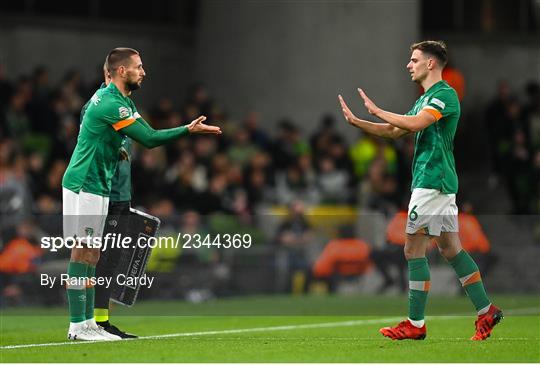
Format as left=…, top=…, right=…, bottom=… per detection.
left=421, top=73, right=442, bottom=93
left=111, top=80, right=132, bottom=97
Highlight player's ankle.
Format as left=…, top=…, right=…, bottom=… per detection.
left=408, top=318, right=425, bottom=328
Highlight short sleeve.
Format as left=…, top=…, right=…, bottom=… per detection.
left=422, top=88, right=459, bottom=121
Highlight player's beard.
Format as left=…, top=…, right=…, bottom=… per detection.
left=126, top=80, right=141, bottom=91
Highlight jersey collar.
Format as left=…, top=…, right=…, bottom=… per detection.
left=107, top=82, right=129, bottom=99
left=424, top=80, right=447, bottom=94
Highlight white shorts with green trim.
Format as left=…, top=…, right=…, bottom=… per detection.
left=62, top=187, right=109, bottom=243
left=406, top=188, right=458, bottom=237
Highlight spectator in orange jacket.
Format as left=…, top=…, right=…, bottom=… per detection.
left=0, top=220, right=43, bottom=305
left=458, top=202, right=497, bottom=277
left=313, top=225, right=372, bottom=292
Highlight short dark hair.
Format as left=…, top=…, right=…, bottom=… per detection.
left=105, top=47, right=139, bottom=75
left=410, top=40, right=447, bottom=68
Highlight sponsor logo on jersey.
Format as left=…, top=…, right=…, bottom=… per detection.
left=119, top=106, right=131, bottom=119
left=431, top=98, right=445, bottom=109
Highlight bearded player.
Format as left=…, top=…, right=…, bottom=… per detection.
left=338, top=40, right=502, bottom=341
left=62, top=47, right=221, bottom=341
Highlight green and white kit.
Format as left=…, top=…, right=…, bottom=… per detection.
left=405, top=80, right=460, bottom=236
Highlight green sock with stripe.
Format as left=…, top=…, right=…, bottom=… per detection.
left=85, top=265, right=96, bottom=320
left=408, top=257, right=430, bottom=321
left=66, top=261, right=88, bottom=323
left=449, top=250, right=491, bottom=312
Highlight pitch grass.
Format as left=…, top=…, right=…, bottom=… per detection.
left=1, top=295, right=539, bottom=362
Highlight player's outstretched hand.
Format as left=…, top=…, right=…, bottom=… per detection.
left=357, top=88, right=380, bottom=115
left=187, top=116, right=222, bottom=135
left=338, top=95, right=358, bottom=126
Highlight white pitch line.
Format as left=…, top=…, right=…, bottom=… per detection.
left=2, top=317, right=404, bottom=350
left=2, top=307, right=538, bottom=350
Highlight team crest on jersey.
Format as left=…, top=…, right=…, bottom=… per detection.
left=119, top=106, right=131, bottom=119
left=431, top=98, right=445, bottom=109
left=84, top=227, right=94, bottom=237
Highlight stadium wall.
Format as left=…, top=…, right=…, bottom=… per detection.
left=0, top=22, right=193, bottom=108
left=195, top=0, right=420, bottom=136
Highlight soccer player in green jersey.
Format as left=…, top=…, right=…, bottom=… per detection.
left=87, top=63, right=137, bottom=339
left=62, top=47, right=221, bottom=341
left=339, top=41, right=502, bottom=341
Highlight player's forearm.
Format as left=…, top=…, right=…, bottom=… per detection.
left=349, top=117, right=407, bottom=139
left=121, top=119, right=189, bottom=148
left=373, top=109, right=420, bottom=132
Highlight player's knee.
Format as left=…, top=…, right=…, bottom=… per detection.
left=70, top=248, right=86, bottom=262
left=87, top=249, right=100, bottom=265
left=403, top=246, right=415, bottom=260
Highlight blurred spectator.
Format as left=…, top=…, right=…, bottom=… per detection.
left=507, top=129, right=535, bottom=214
left=442, top=61, right=465, bottom=102
left=244, top=111, right=271, bottom=150
left=349, top=134, right=397, bottom=179
left=59, top=70, right=85, bottom=115
left=275, top=200, right=314, bottom=293
left=271, top=119, right=309, bottom=170
left=522, top=81, right=540, bottom=151
left=310, top=114, right=344, bottom=162
left=197, top=173, right=229, bottom=214
left=484, top=80, right=514, bottom=184
left=0, top=63, right=14, bottom=129
left=131, top=148, right=167, bottom=207
left=370, top=208, right=408, bottom=293
left=0, top=220, right=43, bottom=305
left=27, top=66, right=51, bottom=135
left=227, top=129, right=260, bottom=168
left=316, top=156, right=351, bottom=204
left=165, top=151, right=208, bottom=210
left=459, top=202, right=497, bottom=278
left=275, top=164, right=319, bottom=205
left=4, top=90, right=31, bottom=139
left=145, top=199, right=181, bottom=274
left=186, top=83, right=212, bottom=116
left=0, top=142, right=32, bottom=228
left=362, top=156, right=399, bottom=214
left=150, top=97, right=175, bottom=128
left=312, top=225, right=372, bottom=293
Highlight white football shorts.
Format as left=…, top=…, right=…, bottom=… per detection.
left=405, top=188, right=458, bottom=236
left=62, top=187, right=109, bottom=243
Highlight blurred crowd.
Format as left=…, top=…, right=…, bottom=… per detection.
left=0, top=64, right=421, bottom=226
left=0, top=63, right=538, bottom=303
left=484, top=80, right=540, bottom=215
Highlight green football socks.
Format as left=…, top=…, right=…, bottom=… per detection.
left=85, top=265, right=96, bottom=320
left=408, top=257, right=431, bottom=321
left=449, top=250, right=491, bottom=313
left=66, top=261, right=88, bottom=323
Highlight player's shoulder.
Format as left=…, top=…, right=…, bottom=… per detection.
left=432, top=81, right=459, bottom=101
left=428, top=81, right=459, bottom=110
left=87, top=85, right=130, bottom=116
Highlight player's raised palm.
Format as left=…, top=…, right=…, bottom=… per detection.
left=187, top=116, right=222, bottom=134
left=358, top=88, right=380, bottom=115
left=338, top=95, right=357, bottom=125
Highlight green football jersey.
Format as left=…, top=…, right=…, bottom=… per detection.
left=62, top=83, right=138, bottom=197
left=407, top=80, right=460, bottom=194
left=109, top=137, right=132, bottom=202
